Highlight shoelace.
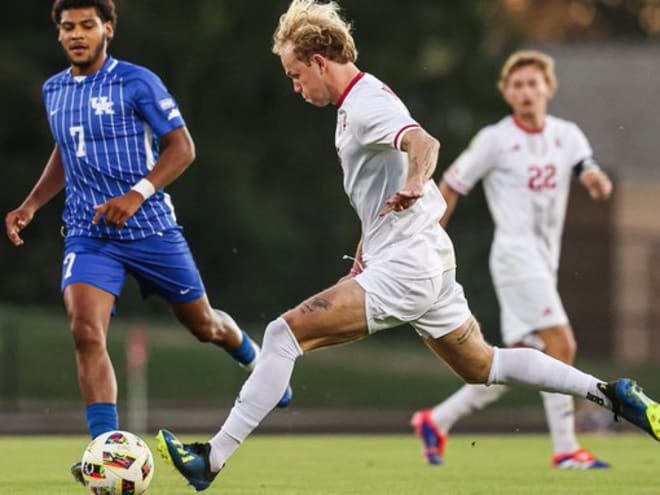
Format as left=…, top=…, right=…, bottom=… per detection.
left=184, top=442, right=208, bottom=455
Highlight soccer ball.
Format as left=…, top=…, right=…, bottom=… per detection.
left=81, top=430, right=155, bottom=495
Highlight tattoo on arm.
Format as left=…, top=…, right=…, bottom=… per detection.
left=406, top=134, right=439, bottom=182
left=300, top=297, right=332, bottom=314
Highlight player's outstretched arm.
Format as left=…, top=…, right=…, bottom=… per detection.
left=93, top=127, right=195, bottom=228
left=380, top=128, right=440, bottom=216
left=5, top=145, right=65, bottom=246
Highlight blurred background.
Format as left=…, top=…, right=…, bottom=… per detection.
left=1, top=0, right=659, bottom=436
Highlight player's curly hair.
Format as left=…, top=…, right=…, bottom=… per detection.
left=498, top=50, right=558, bottom=94
left=51, top=0, right=118, bottom=28
left=272, top=0, right=358, bottom=64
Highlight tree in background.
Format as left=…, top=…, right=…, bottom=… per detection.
left=1, top=0, right=654, bottom=335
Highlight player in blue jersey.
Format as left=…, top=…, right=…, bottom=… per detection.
left=4, top=0, right=291, bottom=487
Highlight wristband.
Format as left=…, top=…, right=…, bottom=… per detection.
left=131, top=178, right=156, bottom=200
left=574, top=157, right=601, bottom=180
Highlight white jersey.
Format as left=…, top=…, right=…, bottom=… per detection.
left=335, top=72, right=455, bottom=279
left=444, top=115, right=592, bottom=285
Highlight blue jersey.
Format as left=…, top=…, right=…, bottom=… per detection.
left=43, top=56, right=186, bottom=240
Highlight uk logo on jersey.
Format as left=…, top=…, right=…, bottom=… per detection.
left=158, top=98, right=176, bottom=110
left=90, top=96, right=115, bottom=116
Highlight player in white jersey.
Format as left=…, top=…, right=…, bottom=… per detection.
left=4, top=0, right=290, bottom=487
left=157, top=4, right=659, bottom=491
left=412, top=50, right=614, bottom=469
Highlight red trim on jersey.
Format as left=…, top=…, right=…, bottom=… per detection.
left=513, top=115, right=545, bottom=134
left=393, top=124, right=421, bottom=150
left=444, top=168, right=470, bottom=196
left=336, top=72, right=365, bottom=109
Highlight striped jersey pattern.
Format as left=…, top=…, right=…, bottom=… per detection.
left=43, top=56, right=186, bottom=240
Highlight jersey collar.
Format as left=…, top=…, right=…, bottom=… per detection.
left=336, top=71, right=365, bottom=109
left=513, top=114, right=545, bottom=134
left=67, top=55, right=118, bottom=81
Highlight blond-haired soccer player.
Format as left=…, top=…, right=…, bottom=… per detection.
left=412, top=50, right=613, bottom=469
left=157, top=5, right=658, bottom=491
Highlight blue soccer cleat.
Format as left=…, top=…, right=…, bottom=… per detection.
left=411, top=409, right=447, bottom=466
left=552, top=449, right=610, bottom=469
left=277, top=384, right=293, bottom=408
left=156, top=429, right=219, bottom=492
left=598, top=379, right=660, bottom=441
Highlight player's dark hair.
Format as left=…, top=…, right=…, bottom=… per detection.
left=51, top=0, right=118, bottom=28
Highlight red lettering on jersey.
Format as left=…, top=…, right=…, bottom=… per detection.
left=528, top=164, right=557, bottom=191
left=381, top=84, right=400, bottom=101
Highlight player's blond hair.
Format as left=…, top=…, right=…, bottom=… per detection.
left=272, top=0, right=358, bottom=64
left=497, top=50, right=558, bottom=94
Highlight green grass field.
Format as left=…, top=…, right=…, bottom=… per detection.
left=0, top=433, right=658, bottom=494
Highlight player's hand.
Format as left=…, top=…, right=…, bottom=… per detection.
left=379, top=178, right=425, bottom=216
left=5, top=207, right=35, bottom=247
left=582, top=170, right=613, bottom=201
left=93, top=191, right=145, bottom=229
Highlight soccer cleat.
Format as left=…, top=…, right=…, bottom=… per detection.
left=277, top=384, right=293, bottom=408
left=156, top=429, right=219, bottom=492
left=598, top=379, right=660, bottom=441
left=411, top=409, right=447, bottom=466
left=552, top=449, right=610, bottom=470
left=71, top=461, right=85, bottom=486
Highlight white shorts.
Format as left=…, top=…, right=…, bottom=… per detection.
left=495, top=277, right=569, bottom=346
left=354, top=266, right=471, bottom=340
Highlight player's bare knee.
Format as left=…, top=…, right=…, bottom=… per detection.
left=189, top=317, right=215, bottom=343
left=545, top=334, right=577, bottom=364
left=70, top=317, right=106, bottom=352
left=558, top=338, right=577, bottom=364
left=176, top=309, right=216, bottom=343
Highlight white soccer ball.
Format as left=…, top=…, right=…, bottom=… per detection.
left=81, top=430, right=155, bottom=495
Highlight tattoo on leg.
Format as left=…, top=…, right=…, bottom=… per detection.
left=456, top=320, right=478, bottom=345
left=300, top=297, right=332, bottom=314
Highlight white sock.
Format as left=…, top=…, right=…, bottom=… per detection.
left=208, top=431, right=239, bottom=472
left=209, top=318, right=302, bottom=471
left=431, top=384, right=509, bottom=435
left=487, top=347, right=612, bottom=410
left=541, top=392, right=579, bottom=455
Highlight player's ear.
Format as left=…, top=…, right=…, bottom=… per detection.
left=105, top=22, right=114, bottom=43
left=311, top=54, right=327, bottom=73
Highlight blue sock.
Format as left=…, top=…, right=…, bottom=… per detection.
left=86, top=403, right=119, bottom=439
left=228, top=331, right=257, bottom=367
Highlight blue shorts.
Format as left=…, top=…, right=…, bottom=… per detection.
left=61, top=229, right=206, bottom=304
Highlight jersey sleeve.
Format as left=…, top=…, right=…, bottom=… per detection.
left=130, top=68, right=186, bottom=138
left=565, top=122, right=593, bottom=166
left=352, top=91, right=420, bottom=151
left=443, top=127, right=495, bottom=195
